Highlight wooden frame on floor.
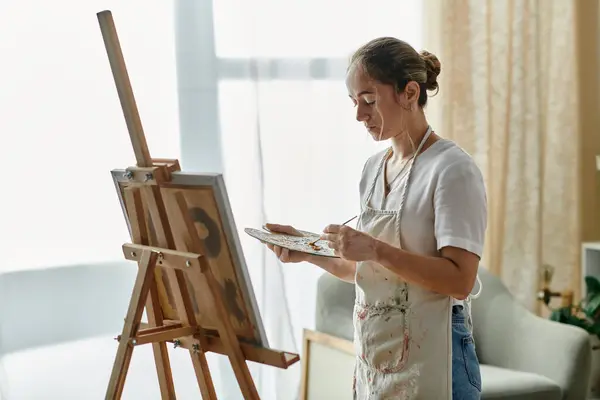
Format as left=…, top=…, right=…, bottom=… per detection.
left=300, top=329, right=355, bottom=400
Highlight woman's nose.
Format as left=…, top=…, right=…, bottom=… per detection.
left=356, top=107, right=369, bottom=122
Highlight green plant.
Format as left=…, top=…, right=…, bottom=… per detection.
left=549, top=276, right=600, bottom=339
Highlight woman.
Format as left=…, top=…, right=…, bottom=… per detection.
left=265, top=37, right=486, bottom=399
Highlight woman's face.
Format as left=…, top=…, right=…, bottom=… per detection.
left=346, top=64, right=414, bottom=141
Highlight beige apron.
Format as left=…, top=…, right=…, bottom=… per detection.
left=353, top=127, right=452, bottom=399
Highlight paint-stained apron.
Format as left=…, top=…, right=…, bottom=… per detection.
left=352, top=127, right=452, bottom=399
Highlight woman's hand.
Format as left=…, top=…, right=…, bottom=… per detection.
left=320, top=224, right=378, bottom=262
left=263, top=223, right=311, bottom=263
left=263, top=223, right=358, bottom=283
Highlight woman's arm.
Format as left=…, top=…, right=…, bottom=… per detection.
left=372, top=158, right=486, bottom=299
left=322, top=159, right=487, bottom=299
left=372, top=243, right=478, bottom=299
left=322, top=224, right=479, bottom=298
left=305, top=255, right=356, bottom=283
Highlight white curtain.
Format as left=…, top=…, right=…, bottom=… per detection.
left=423, top=0, right=581, bottom=311
left=176, top=0, right=425, bottom=398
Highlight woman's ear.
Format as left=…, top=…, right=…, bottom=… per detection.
left=403, top=81, right=420, bottom=106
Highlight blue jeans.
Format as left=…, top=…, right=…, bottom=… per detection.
left=452, top=305, right=482, bottom=399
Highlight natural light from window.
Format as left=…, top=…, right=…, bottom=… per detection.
left=0, top=1, right=180, bottom=271
left=213, top=0, right=422, bottom=58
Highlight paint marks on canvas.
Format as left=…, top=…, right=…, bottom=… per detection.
left=190, top=206, right=222, bottom=258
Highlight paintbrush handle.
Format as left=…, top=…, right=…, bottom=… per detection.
left=309, top=215, right=358, bottom=245
left=341, top=215, right=358, bottom=226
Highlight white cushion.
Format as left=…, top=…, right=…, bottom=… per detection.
left=481, top=364, right=562, bottom=400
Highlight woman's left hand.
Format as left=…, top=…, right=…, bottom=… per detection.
left=320, top=224, right=378, bottom=261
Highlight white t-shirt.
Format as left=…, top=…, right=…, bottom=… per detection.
left=359, top=138, right=487, bottom=304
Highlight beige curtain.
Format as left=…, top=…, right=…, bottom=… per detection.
left=423, top=0, right=581, bottom=311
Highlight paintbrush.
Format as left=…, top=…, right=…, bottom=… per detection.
left=308, top=215, right=358, bottom=247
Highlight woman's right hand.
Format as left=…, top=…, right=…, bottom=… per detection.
left=263, top=223, right=311, bottom=263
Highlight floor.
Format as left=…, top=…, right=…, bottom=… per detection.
left=1, top=334, right=234, bottom=399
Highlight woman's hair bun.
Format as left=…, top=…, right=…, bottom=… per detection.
left=419, top=50, right=441, bottom=91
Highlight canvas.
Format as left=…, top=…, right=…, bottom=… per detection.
left=111, top=170, right=268, bottom=347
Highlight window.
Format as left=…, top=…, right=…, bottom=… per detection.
left=213, top=0, right=423, bottom=58
left=0, top=1, right=179, bottom=271
left=212, top=0, right=424, bottom=231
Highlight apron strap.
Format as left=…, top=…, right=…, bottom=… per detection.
left=470, top=274, right=483, bottom=300
left=396, top=126, right=433, bottom=214
left=394, top=126, right=433, bottom=248
left=359, top=127, right=434, bottom=303
left=464, top=275, right=483, bottom=332
left=363, top=126, right=434, bottom=209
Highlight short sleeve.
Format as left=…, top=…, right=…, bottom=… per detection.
left=358, top=151, right=385, bottom=208
left=434, top=159, right=487, bottom=258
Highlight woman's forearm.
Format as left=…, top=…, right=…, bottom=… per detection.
left=372, top=240, right=473, bottom=299
left=306, top=255, right=356, bottom=283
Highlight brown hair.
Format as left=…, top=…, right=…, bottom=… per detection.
left=349, top=37, right=441, bottom=107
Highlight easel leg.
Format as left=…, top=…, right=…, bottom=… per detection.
left=146, top=280, right=177, bottom=399
left=106, top=250, right=159, bottom=400
left=168, top=268, right=218, bottom=399
left=124, top=186, right=177, bottom=398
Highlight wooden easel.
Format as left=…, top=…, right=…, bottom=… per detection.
left=97, top=10, right=299, bottom=399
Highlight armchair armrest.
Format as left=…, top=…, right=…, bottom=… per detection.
left=472, top=270, right=592, bottom=400
left=315, top=272, right=355, bottom=341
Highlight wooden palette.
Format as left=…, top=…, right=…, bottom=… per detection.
left=244, top=228, right=338, bottom=258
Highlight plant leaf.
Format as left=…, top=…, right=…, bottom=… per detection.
left=584, top=293, right=600, bottom=319
left=550, top=309, right=564, bottom=323
left=585, top=276, right=600, bottom=297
